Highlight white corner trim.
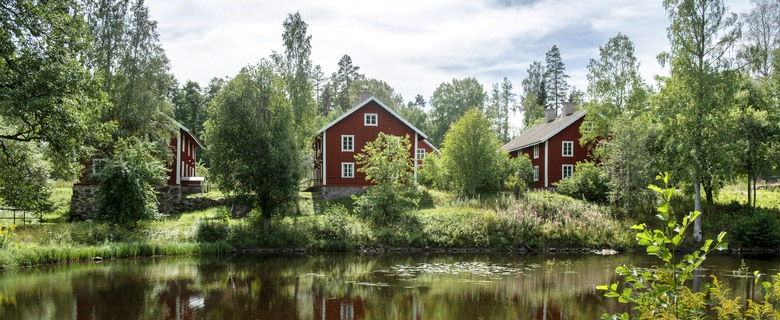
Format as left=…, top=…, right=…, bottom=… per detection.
left=414, top=132, right=418, bottom=184
left=544, top=140, right=548, bottom=188
left=322, top=131, right=327, bottom=186
left=176, top=130, right=181, bottom=185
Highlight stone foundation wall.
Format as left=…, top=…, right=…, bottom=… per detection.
left=321, top=186, right=365, bottom=199
left=69, top=184, right=222, bottom=219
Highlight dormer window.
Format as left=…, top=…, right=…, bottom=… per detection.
left=364, top=113, right=377, bottom=126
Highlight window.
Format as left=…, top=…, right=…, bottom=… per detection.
left=562, top=164, right=573, bottom=179
left=364, top=113, right=378, bottom=126
left=533, top=166, right=539, bottom=182
left=416, top=148, right=426, bottom=160
left=562, top=141, right=574, bottom=157
left=341, top=135, right=354, bottom=152
left=91, top=158, right=106, bottom=174
left=533, top=145, right=539, bottom=159
left=342, top=162, right=355, bottom=178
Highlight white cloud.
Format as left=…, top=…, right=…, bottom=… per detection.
left=147, top=0, right=750, bottom=102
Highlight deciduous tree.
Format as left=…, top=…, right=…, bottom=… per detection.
left=429, top=78, right=486, bottom=145
left=658, top=0, right=740, bottom=241
left=354, top=133, right=418, bottom=220
left=205, top=61, right=299, bottom=225
left=0, top=0, right=106, bottom=209
left=441, top=109, right=506, bottom=197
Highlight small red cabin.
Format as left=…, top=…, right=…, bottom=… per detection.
left=312, top=94, right=437, bottom=198
left=501, top=104, right=590, bottom=189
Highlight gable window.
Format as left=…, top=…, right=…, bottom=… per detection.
left=341, top=135, right=354, bottom=152
left=416, top=148, right=426, bottom=160
left=562, top=164, right=573, bottom=179
left=562, top=141, right=574, bottom=157
left=533, top=145, right=539, bottom=159
left=364, top=113, right=378, bottom=126
left=533, top=166, right=539, bottom=182
left=342, top=162, right=355, bottom=178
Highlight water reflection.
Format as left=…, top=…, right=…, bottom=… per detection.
left=0, top=253, right=778, bottom=319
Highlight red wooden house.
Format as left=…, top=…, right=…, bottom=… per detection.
left=168, top=118, right=205, bottom=193
left=70, top=118, right=204, bottom=218
left=312, top=94, right=437, bottom=198
left=501, top=104, right=590, bottom=189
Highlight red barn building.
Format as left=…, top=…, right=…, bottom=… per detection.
left=312, top=94, right=437, bottom=198
left=501, top=104, right=589, bottom=189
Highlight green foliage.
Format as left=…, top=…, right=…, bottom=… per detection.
left=520, top=61, right=547, bottom=128
left=545, top=45, right=570, bottom=112
left=503, top=154, right=534, bottom=195
left=0, top=0, right=107, bottom=208
left=0, top=224, right=15, bottom=249
left=196, top=219, right=229, bottom=243
left=429, top=78, right=486, bottom=145
left=556, top=162, right=610, bottom=203
left=731, top=211, right=780, bottom=247
left=441, top=109, right=506, bottom=197
left=353, top=133, right=419, bottom=221
left=205, top=60, right=300, bottom=221
left=418, top=152, right=449, bottom=189
left=84, top=0, right=176, bottom=154
left=599, top=173, right=730, bottom=319
left=94, top=137, right=167, bottom=226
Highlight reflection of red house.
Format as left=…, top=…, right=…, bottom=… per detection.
left=312, top=94, right=437, bottom=198
left=501, top=104, right=590, bottom=189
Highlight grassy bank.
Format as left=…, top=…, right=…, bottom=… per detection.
left=198, top=190, right=633, bottom=252
left=0, top=182, right=636, bottom=270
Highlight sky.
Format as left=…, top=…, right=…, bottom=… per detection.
left=146, top=0, right=752, bottom=105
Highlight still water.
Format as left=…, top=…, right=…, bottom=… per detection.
left=1, top=253, right=780, bottom=319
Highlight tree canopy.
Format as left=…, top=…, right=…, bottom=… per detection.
left=204, top=61, right=299, bottom=221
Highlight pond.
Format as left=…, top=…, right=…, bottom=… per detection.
left=1, top=253, right=779, bottom=319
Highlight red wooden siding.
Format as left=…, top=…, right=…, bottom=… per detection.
left=164, top=128, right=200, bottom=185
left=322, top=101, right=418, bottom=187
left=509, top=117, right=589, bottom=189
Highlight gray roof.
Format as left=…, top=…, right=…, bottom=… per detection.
left=501, top=110, right=586, bottom=152
left=316, top=96, right=428, bottom=140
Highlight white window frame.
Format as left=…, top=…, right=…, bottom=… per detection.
left=91, top=158, right=106, bottom=174
left=533, top=145, right=539, bottom=159
left=562, top=141, right=574, bottom=157
left=341, top=135, right=354, bottom=152
left=562, top=164, right=573, bottom=179
left=341, top=162, right=355, bottom=178
left=364, top=113, right=378, bottom=126
left=416, top=148, right=426, bottom=160
left=533, top=166, right=539, bottom=182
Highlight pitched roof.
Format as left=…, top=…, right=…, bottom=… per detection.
left=501, top=110, right=586, bottom=152
left=423, top=140, right=440, bottom=154
left=316, top=96, right=428, bottom=140
left=164, top=114, right=204, bottom=148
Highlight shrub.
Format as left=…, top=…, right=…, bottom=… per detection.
left=731, top=211, right=780, bottom=247
left=556, top=161, right=609, bottom=203
left=94, top=137, right=167, bottom=226
left=196, top=220, right=229, bottom=243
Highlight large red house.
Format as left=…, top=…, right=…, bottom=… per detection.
left=312, top=94, right=437, bottom=198
left=501, top=104, right=589, bottom=189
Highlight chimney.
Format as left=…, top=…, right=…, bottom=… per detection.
left=352, top=90, right=372, bottom=107
left=544, top=108, right=556, bottom=123
left=562, top=102, right=574, bottom=116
